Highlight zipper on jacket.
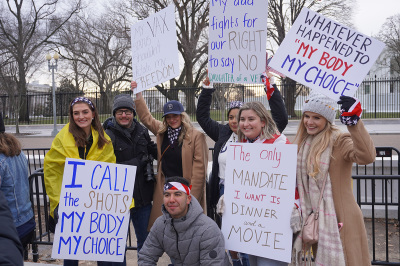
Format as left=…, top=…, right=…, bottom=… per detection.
left=171, top=219, right=181, bottom=262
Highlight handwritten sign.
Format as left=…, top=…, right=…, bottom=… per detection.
left=269, top=7, right=385, bottom=100
left=131, top=5, right=180, bottom=93
left=221, top=143, right=297, bottom=263
left=51, top=159, right=136, bottom=262
left=208, top=0, right=268, bottom=84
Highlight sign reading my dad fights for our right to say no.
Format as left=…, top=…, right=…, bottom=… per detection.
left=208, top=0, right=268, bottom=84
left=222, top=143, right=297, bottom=263
left=51, top=158, right=136, bottom=262
left=269, top=7, right=385, bottom=101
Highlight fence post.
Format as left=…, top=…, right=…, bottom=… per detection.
left=27, top=94, right=30, bottom=125
left=60, top=92, right=64, bottom=124
left=374, top=75, right=377, bottom=119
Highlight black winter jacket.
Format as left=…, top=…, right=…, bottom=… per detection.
left=103, top=117, right=157, bottom=208
left=196, top=87, right=288, bottom=207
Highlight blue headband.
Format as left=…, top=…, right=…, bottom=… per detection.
left=71, top=97, right=95, bottom=110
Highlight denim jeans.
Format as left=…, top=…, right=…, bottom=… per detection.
left=130, top=203, right=152, bottom=253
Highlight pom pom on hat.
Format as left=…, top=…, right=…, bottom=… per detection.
left=302, top=92, right=337, bottom=124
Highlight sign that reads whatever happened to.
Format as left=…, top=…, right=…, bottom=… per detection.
left=131, top=5, right=180, bottom=93
left=51, top=158, right=136, bottom=262
left=208, top=0, right=268, bottom=84
left=221, top=143, right=297, bottom=263
left=269, top=8, right=385, bottom=100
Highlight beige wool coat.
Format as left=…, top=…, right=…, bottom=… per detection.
left=135, top=97, right=208, bottom=230
left=323, top=120, right=375, bottom=266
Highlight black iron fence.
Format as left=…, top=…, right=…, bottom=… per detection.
left=3, top=77, right=400, bottom=125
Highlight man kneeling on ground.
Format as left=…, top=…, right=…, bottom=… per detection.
left=138, top=176, right=229, bottom=265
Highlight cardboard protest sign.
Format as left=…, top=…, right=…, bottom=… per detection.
left=208, top=0, right=268, bottom=84
left=221, top=143, right=297, bottom=262
left=131, top=5, right=180, bottom=93
left=269, top=7, right=385, bottom=100
left=51, top=159, right=136, bottom=262
left=221, top=143, right=297, bottom=263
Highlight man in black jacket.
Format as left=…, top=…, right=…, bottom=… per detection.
left=103, top=94, right=157, bottom=257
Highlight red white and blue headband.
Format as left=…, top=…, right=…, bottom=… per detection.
left=164, top=182, right=192, bottom=195
left=71, top=97, right=95, bottom=110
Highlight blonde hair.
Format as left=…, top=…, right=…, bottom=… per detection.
left=158, top=112, right=193, bottom=145
left=295, top=113, right=340, bottom=178
left=237, top=101, right=279, bottom=141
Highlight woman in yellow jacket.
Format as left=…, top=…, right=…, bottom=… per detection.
left=44, top=97, right=128, bottom=266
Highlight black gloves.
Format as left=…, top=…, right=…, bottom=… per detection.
left=48, top=204, right=59, bottom=233
left=337, top=96, right=362, bottom=126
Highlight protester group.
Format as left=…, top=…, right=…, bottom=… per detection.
left=0, top=3, right=382, bottom=266
left=0, top=68, right=374, bottom=266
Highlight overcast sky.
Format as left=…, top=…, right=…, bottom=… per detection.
left=353, top=0, right=399, bottom=37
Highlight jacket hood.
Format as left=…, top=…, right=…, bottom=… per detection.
left=103, top=117, right=114, bottom=130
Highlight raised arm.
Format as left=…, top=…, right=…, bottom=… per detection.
left=196, top=88, right=223, bottom=142
left=196, top=78, right=222, bottom=142
left=336, top=96, right=375, bottom=165
left=134, top=92, right=162, bottom=136
left=262, top=72, right=288, bottom=133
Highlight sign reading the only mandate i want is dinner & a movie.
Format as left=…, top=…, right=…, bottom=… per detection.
left=269, top=7, right=385, bottom=100
left=222, top=143, right=297, bottom=263
left=51, top=158, right=136, bottom=262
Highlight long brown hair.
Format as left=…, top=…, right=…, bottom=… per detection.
left=295, top=113, right=340, bottom=178
left=0, top=133, right=22, bottom=157
left=158, top=112, right=193, bottom=145
left=68, top=98, right=109, bottom=149
left=237, top=101, right=278, bottom=141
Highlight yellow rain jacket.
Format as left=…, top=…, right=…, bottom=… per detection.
left=44, top=124, right=134, bottom=217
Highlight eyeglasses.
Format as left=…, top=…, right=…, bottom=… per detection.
left=115, top=109, right=133, bottom=115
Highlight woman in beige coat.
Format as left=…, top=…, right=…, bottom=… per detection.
left=291, top=93, right=375, bottom=266
left=132, top=82, right=208, bottom=230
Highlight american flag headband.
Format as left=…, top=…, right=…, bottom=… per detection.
left=164, top=182, right=192, bottom=195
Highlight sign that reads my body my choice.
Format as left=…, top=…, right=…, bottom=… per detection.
left=221, top=143, right=297, bottom=263
left=269, top=8, right=385, bottom=100
left=131, top=5, right=180, bottom=93
left=208, top=0, right=268, bottom=84
left=51, top=158, right=136, bottom=262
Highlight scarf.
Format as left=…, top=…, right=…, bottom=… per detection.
left=167, top=126, right=181, bottom=146
left=290, top=135, right=345, bottom=266
left=112, top=117, right=136, bottom=138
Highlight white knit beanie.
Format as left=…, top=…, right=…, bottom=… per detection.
left=302, top=92, right=337, bottom=124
